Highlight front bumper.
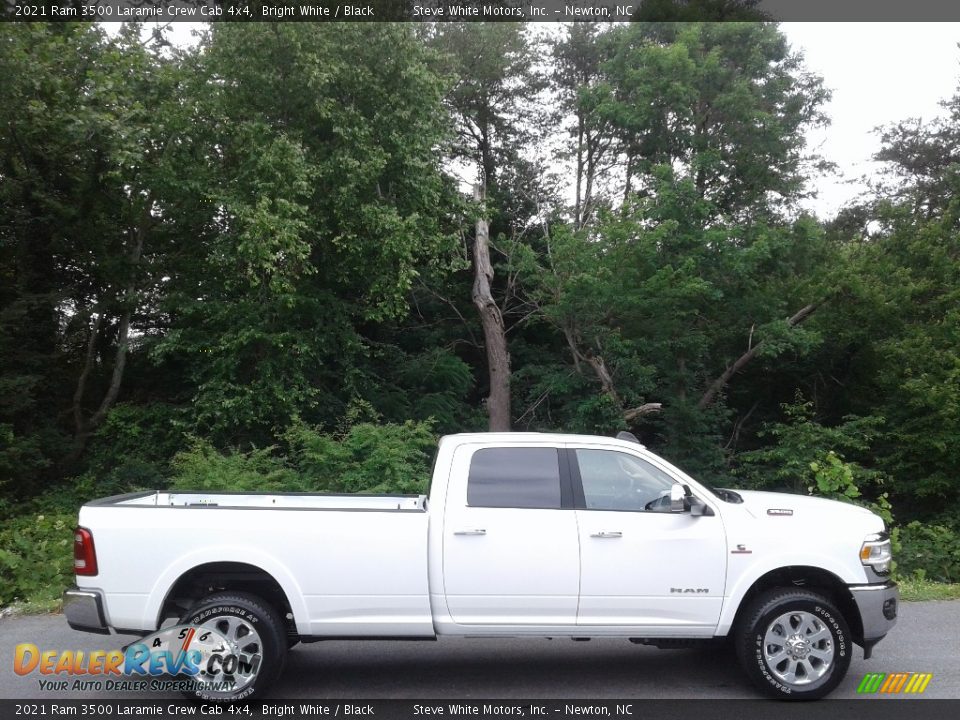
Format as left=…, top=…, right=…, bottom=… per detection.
left=62, top=586, right=110, bottom=635
left=849, top=580, right=899, bottom=657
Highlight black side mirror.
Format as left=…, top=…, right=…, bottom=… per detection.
left=689, top=494, right=714, bottom=517
left=675, top=484, right=715, bottom=517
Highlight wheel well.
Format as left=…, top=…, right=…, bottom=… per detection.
left=159, top=562, right=298, bottom=642
left=731, top=566, right=863, bottom=643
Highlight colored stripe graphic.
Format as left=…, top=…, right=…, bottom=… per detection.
left=857, top=672, right=932, bottom=694
left=856, top=673, right=885, bottom=693
left=913, top=674, right=933, bottom=694
left=891, top=673, right=909, bottom=693
left=879, top=673, right=897, bottom=693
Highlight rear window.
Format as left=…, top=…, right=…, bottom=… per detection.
left=467, top=447, right=561, bottom=509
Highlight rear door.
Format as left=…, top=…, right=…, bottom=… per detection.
left=441, top=444, right=580, bottom=625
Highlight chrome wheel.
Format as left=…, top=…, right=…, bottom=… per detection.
left=180, top=592, right=287, bottom=702
left=762, top=610, right=835, bottom=686
left=196, top=615, right=263, bottom=695
left=737, top=589, right=850, bottom=699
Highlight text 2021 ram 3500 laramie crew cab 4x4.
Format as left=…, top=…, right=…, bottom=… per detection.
left=64, top=432, right=898, bottom=700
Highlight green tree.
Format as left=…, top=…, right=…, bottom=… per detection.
left=552, top=24, right=618, bottom=230
left=836, top=95, right=960, bottom=511
left=513, top=23, right=833, bottom=475
left=151, top=24, right=456, bottom=445
left=0, top=24, right=211, bottom=488
left=737, top=396, right=886, bottom=494
left=598, top=22, right=829, bottom=217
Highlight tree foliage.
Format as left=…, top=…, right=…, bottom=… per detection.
left=2, top=21, right=960, bottom=593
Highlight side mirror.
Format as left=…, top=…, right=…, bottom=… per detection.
left=671, top=484, right=715, bottom=516
left=689, top=495, right=712, bottom=516
left=670, top=484, right=687, bottom=513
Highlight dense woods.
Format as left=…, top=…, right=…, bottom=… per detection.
left=2, top=21, right=960, bottom=604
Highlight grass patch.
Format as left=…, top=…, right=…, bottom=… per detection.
left=898, top=575, right=960, bottom=601
left=1, top=597, right=61, bottom=617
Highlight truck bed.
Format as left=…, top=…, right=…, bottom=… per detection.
left=78, top=490, right=433, bottom=637
left=100, top=490, right=427, bottom=511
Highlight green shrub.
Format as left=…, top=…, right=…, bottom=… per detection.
left=170, top=437, right=299, bottom=492
left=0, top=513, right=74, bottom=607
left=81, top=403, right=187, bottom=493
left=736, top=397, right=894, bottom=524
left=736, top=397, right=886, bottom=496
left=897, top=521, right=960, bottom=583
left=168, top=420, right=437, bottom=495
left=286, top=420, right=436, bottom=494
left=0, top=423, right=51, bottom=493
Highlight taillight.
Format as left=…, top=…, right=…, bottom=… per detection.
left=73, top=527, right=98, bottom=576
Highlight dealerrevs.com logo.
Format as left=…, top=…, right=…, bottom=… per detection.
left=14, top=624, right=262, bottom=697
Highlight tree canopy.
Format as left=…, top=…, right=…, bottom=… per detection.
left=2, top=21, right=960, bottom=585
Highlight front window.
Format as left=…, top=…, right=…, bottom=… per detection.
left=576, top=449, right=676, bottom=512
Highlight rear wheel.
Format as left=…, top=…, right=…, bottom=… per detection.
left=179, top=592, right=287, bottom=701
left=735, top=589, right=851, bottom=700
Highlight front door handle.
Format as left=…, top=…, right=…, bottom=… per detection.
left=590, top=530, right=623, bottom=538
left=454, top=529, right=487, bottom=536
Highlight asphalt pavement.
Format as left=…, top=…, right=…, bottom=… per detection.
left=1, top=600, right=957, bottom=701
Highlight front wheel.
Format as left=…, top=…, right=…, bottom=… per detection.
left=179, top=592, right=287, bottom=702
left=735, top=589, right=851, bottom=700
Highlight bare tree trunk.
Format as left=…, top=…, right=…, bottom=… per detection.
left=698, top=301, right=824, bottom=410
left=622, top=150, right=634, bottom=209
left=584, top=352, right=619, bottom=404
left=472, top=183, right=511, bottom=431
left=582, top=135, right=595, bottom=230
left=623, top=403, right=663, bottom=422
left=574, top=116, right=585, bottom=230
left=561, top=324, right=583, bottom=374
left=67, top=196, right=151, bottom=463
left=562, top=327, right=662, bottom=424
left=72, top=309, right=104, bottom=436
left=86, top=309, right=132, bottom=431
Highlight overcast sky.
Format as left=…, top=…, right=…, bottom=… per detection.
left=781, top=23, right=960, bottom=216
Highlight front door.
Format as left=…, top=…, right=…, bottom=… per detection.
left=571, top=446, right=727, bottom=632
left=442, top=444, right=580, bottom=626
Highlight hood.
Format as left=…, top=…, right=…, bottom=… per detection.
left=732, top=489, right=880, bottom=526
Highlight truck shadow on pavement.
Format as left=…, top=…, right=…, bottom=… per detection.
left=272, top=639, right=752, bottom=699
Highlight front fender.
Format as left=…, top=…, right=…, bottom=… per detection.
left=717, top=550, right=865, bottom=635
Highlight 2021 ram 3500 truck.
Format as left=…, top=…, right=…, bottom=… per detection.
left=63, top=432, right=898, bottom=700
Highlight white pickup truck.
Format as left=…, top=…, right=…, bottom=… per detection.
left=64, top=432, right=898, bottom=701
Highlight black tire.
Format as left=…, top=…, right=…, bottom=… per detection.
left=735, top=589, right=851, bottom=700
left=178, top=592, right=287, bottom=702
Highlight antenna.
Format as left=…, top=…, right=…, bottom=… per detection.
left=616, top=431, right=642, bottom=445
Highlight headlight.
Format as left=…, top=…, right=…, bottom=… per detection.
left=860, top=532, right=892, bottom=575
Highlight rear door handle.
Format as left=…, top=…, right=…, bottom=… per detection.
left=590, top=531, right=623, bottom=538
left=454, top=529, right=487, bottom=536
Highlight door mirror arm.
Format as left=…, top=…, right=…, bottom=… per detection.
left=669, top=484, right=687, bottom=513
left=672, top=484, right=714, bottom=516
left=689, top=496, right=714, bottom=516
